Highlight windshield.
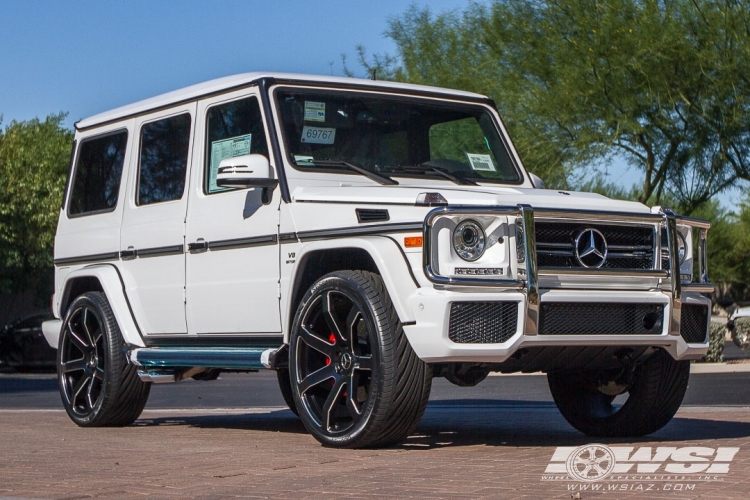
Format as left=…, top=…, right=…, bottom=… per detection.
left=275, top=88, right=522, bottom=184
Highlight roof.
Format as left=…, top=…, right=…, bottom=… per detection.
left=75, top=72, right=490, bottom=130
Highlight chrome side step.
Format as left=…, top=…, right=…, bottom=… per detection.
left=129, top=347, right=274, bottom=371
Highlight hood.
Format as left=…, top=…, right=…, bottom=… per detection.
left=291, top=184, right=650, bottom=214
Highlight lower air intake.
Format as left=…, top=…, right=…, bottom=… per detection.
left=539, top=303, right=664, bottom=335
left=680, top=303, right=709, bottom=343
left=448, top=302, right=518, bottom=344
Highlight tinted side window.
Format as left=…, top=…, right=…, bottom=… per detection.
left=205, top=97, right=268, bottom=194
left=69, top=131, right=128, bottom=216
left=137, top=114, right=191, bottom=206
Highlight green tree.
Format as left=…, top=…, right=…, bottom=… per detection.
left=0, top=113, right=73, bottom=299
left=356, top=0, right=750, bottom=214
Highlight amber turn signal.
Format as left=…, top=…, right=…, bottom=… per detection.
left=404, top=236, right=423, bottom=248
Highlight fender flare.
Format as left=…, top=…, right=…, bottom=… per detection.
left=55, top=264, right=145, bottom=348
left=284, top=236, right=420, bottom=341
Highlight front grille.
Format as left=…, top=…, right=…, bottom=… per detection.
left=535, top=222, right=654, bottom=269
left=539, top=302, right=664, bottom=335
left=680, top=303, right=709, bottom=343
left=448, top=302, right=518, bottom=344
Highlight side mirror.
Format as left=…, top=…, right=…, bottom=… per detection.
left=216, top=154, right=278, bottom=189
left=529, top=172, right=545, bottom=189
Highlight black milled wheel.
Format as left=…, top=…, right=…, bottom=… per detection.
left=58, top=292, right=150, bottom=427
left=290, top=271, right=431, bottom=448
left=548, top=349, right=690, bottom=437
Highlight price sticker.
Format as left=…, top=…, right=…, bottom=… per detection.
left=301, top=126, right=336, bottom=145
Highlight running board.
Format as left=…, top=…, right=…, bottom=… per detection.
left=129, top=347, right=275, bottom=370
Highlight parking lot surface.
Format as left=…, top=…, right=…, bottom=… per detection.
left=2, top=378, right=750, bottom=499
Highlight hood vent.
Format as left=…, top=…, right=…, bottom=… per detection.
left=356, top=208, right=390, bottom=223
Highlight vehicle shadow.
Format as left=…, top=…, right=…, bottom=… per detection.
left=402, top=399, right=750, bottom=449
left=134, top=409, right=309, bottom=435
left=131, top=399, right=750, bottom=448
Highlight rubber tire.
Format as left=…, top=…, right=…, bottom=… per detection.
left=277, top=368, right=299, bottom=416
left=547, top=349, right=690, bottom=437
left=290, top=270, right=431, bottom=448
left=58, top=292, right=151, bottom=427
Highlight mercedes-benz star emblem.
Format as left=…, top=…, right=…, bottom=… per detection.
left=575, top=228, right=608, bottom=268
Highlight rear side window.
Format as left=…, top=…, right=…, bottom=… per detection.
left=137, top=114, right=191, bottom=205
left=68, top=131, right=128, bottom=216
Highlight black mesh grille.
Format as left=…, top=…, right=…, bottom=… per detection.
left=680, top=303, right=709, bottom=343
left=535, top=222, right=654, bottom=269
left=539, top=303, right=664, bottom=335
left=449, top=302, right=518, bottom=344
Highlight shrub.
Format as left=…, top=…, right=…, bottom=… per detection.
left=731, top=317, right=750, bottom=350
left=695, top=321, right=726, bottom=363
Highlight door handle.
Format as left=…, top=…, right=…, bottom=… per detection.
left=188, top=239, right=208, bottom=252
left=120, top=246, right=137, bottom=260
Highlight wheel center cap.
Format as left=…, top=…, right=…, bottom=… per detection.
left=340, top=352, right=353, bottom=371
left=87, top=354, right=97, bottom=368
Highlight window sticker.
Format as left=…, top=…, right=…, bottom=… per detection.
left=304, top=101, right=326, bottom=122
left=208, top=134, right=251, bottom=192
left=466, top=153, right=496, bottom=172
left=301, top=126, right=336, bottom=145
left=294, top=154, right=315, bottom=165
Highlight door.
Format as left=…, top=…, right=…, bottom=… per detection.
left=119, top=104, right=195, bottom=334
left=185, top=88, right=281, bottom=334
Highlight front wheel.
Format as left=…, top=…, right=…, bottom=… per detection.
left=290, top=271, right=431, bottom=448
left=547, top=349, right=689, bottom=437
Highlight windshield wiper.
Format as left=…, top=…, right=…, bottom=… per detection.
left=388, top=164, right=478, bottom=186
left=309, top=159, right=398, bottom=185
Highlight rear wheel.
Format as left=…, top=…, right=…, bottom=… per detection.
left=58, top=292, right=150, bottom=427
left=547, top=349, right=689, bottom=437
left=290, top=271, right=431, bottom=448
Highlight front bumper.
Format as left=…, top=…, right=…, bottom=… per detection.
left=404, top=289, right=711, bottom=363
left=402, top=205, right=713, bottom=365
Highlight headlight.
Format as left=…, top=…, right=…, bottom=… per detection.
left=453, top=220, right=486, bottom=261
left=677, top=231, right=687, bottom=264
left=661, top=227, right=689, bottom=265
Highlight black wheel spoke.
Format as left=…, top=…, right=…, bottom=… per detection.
left=346, top=372, right=362, bottom=417
left=86, top=376, right=97, bottom=409
left=61, top=358, right=86, bottom=374
left=346, top=308, right=362, bottom=348
left=354, top=354, right=372, bottom=371
left=72, top=374, right=92, bottom=402
left=82, top=308, right=95, bottom=347
left=93, top=367, right=105, bottom=380
left=323, top=375, right=346, bottom=431
left=67, top=323, right=89, bottom=352
left=299, top=326, right=335, bottom=357
left=298, top=364, right=336, bottom=395
left=322, top=291, right=346, bottom=344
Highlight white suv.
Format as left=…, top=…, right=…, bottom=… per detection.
left=42, top=73, right=713, bottom=448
